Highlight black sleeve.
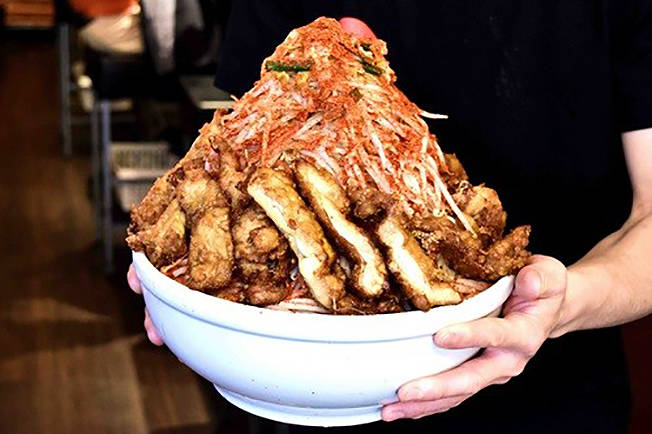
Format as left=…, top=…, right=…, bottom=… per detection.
left=214, top=0, right=305, bottom=95
left=613, top=0, right=652, bottom=132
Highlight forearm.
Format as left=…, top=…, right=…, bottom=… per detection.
left=551, top=209, right=652, bottom=337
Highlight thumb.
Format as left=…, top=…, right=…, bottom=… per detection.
left=514, top=255, right=566, bottom=301
left=339, top=17, right=376, bottom=38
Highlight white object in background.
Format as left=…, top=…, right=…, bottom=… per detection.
left=133, top=251, right=513, bottom=427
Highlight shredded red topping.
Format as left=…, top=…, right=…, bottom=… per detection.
left=216, top=17, right=474, bottom=232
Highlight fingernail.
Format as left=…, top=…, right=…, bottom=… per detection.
left=436, top=329, right=459, bottom=347
left=527, top=270, right=542, bottom=297
left=383, top=409, right=405, bottom=421
left=401, top=387, right=424, bottom=401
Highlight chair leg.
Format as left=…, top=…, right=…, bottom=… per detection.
left=91, top=99, right=102, bottom=240
left=57, top=23, right=72, bottom=156
left=100, top=100, right=114, bottom=273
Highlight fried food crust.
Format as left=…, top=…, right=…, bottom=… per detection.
left=376, top=215, right=462, bottom=311
left=412, top=216, right=530, bottom=281
left=232, top=205, right=292, bottom=285
left=176, top=167, right=228, bottom=225
left=188, top=206, right=234, bottom=290
left=130, top=199, right=187, bottom=267
left=453, top=183, right=506, bottom=243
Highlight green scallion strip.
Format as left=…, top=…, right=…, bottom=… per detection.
left=265, top=61, right=313, bottom=72
left=358, top=57, right=382, bottom=75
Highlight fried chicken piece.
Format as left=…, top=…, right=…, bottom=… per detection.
left=210, top=141, right=251, bottom=212
left=128, top=132, right=214, bottom=238
left=295, top=161, right=388, bottom=299
left=176, top=167, right=228, bottom=225
left=413, top=216, right=530, bottom=281
left=442, top=153, right=468, bottom=189
left=232, top=205, right=292, bottom=285
left=129, top=199, right=187, bottom=267
left=205, top=283, right=247, bottom=303
left=248, top=168, right=346, bottom=310
left=346, top=181, right=390, bottom=220
left=453, top=183, right=506, bottom=242
left=245, top=282, right=290, bottom=306
left=376, top=215, right=462, bottom=311
left=334, top=292, right=405, bottom=315
left=128, top=175, right=176, bottom=235
left=188, top=206, right=234, bottom=290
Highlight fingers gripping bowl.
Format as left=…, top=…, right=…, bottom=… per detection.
left=133, top=250, right=513, bottom=426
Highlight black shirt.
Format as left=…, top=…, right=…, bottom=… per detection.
left=215, top=1, right=652, bottom=433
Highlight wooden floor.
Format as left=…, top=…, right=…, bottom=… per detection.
left=0, top=33, right=265, bottom=434
left=0, top=32, right=649, bottom=434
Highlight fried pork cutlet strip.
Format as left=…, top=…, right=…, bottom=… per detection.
left=413, top=216, right=531, bottom=281
left=247, top=168, right=346, bottom=310
left=376, top=215, right=462, bottom=311
left=188, top=206, right=234, bottom=290
left=130, top=199, right=187, bottom=267
left=295, top=161, right=388, bottom=298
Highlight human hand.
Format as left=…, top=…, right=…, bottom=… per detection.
left=382, top=255, right=567, bottom=421
left=127, top=264, right=164, bottom=346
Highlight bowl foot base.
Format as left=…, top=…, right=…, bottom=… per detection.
left=214, top=385, right=381, bottom=427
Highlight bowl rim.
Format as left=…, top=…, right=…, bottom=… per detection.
left=133, top=250, right=514, bottom=342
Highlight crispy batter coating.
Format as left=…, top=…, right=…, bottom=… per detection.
left=128, top=175, right=176, bottom=235
left=128, top=132, right=214, bottom=237
left=346, top=181, right=389, bottom=220
left=248, top=168, right=346, bottom=309
left=295, top=161, right=388, bottom=298
left=211, top=142, right=251, bottom=212
left=442, top=153, right=468, bottom=189
left=376, top=215, right=462, bottom=311
left=131, top=199, right=187, bottom=267
left=232, top=205, right=292, bottom=285
left=206, top=283, right=247, bottom=303
left=188, top=206, right=234, bottom=290
left=413, top=216, right=530, bottom=281
left=453, top=183, right=506, bottom=242
left=177, top=168, right=228, bottom=225
left=245, top=283, right=290, bottom=306
left=335, top=292, right=405, bottom=315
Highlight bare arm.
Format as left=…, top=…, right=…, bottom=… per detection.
left=552, top=128, right=652, bottom=336
left=384, top=128, right=652, bottom=421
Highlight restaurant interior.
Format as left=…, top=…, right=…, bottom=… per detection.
left=0, top=1, right=650, bottom=433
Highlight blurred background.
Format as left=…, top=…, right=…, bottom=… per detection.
left=0, top=1, right=649, bottom=433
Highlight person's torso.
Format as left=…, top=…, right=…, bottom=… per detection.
left=217, top=2, right=634, bottom=432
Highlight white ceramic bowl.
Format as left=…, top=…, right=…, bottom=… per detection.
left=132, top=251, right=513, bottom=427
